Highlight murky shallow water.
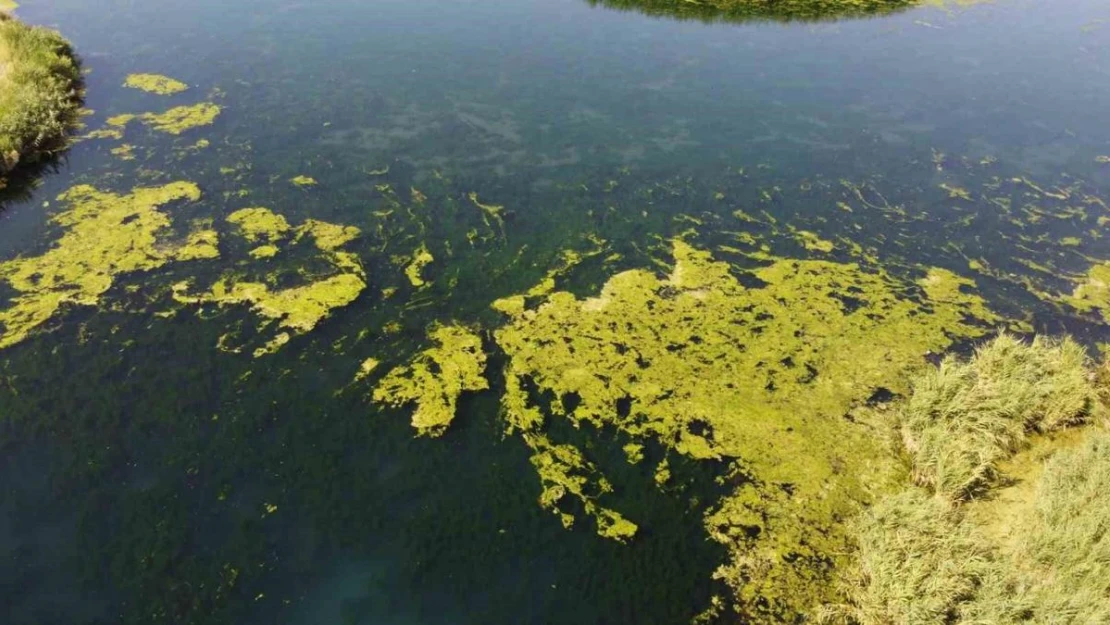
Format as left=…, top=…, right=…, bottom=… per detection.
left=3, top=0, right=1110, bottom=623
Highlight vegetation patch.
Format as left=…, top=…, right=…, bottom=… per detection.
left=824, top=335, right=1109, bottom=624
left=0, top=13, right=83, bottom=185
left=586, top=0, right=918, bottom=24
left=373, top=323, right=488, bottom=436
left=0, top=182, right=213, bottom=349
left=96, top=102, right=221, bottom=137
left=123, top=73, right=188, bottom=95
left=173, top=207, right=366, bottom=356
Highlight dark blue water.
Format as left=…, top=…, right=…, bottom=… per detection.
left=3, top=0, right=1110, bottom=623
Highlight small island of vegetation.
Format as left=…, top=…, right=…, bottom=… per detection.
left=0, top=12, right=83, bottom=190
left=586, top=0, right=920, bottom=24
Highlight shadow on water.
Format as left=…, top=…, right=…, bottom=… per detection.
left=0, top=153, right=70, bottom=212
left=584, top=0, right=917, bottom=24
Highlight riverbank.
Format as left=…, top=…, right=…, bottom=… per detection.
left=0, top=13, right=82, bottom=189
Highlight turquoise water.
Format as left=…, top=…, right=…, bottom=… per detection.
left=3, top=0, right=1110, bottom=623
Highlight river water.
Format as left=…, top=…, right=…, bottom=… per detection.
left=3, top=0, right=1110, bottom=623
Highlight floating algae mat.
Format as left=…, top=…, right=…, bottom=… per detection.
left=4, top=0, right=1110, bottom=624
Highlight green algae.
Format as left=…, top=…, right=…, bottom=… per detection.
left=172, top=273, right=365, bottom=357
left=372, top=323, right=488, bottom=437
left=171, top=206, right=366, bottom=356
left=141, top=102, right=220, bottom=135
left=123, top=73, right=188, bottom=95
left=98, top=103, right=221, bottom=137
left=1063, top=261, right=1110, bottom=322
left=488, top=240, right=996, bottom=621
left=110, top=143, right=135, bottom=160
left=404, top=244, right=434, bottom=287
left=290, top=175, right=317, bottom=187
left=0, top=1, right=18, bottom=12
left=227, top=207, right=291, bottom=244
left=0, top=181, right=210, bottom=349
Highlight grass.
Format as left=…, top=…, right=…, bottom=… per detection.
left=898, top=334, right=1099, bottom=500
left=822, top=334, right=1110, bottom=624
left=0, top=13, right=82, bottom=181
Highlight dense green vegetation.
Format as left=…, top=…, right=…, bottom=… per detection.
left=822, top=335, right=1110, bottom=624
left=0, top=13, right=82, bottom=188
left=586, top=0, right=918, bottom=23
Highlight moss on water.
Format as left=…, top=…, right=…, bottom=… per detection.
left=404, top=244, right=434, bottom=287
left=0, top=181, right=209, bottom=349
left=95, top=103, right=220, bottom=137
left=227, top=207, right=291, bottom=244
left=123, top=73, right=188, bottom=95
left=488, top=240, right=996, bottom=621
left=373, top=323, right=488, bottom=437
left=172, top=273, right=365, bottom=357
left=172, top=206, right=366, bottom=356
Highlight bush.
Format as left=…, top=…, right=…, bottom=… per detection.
left=0, top=14, right=83, bottom=179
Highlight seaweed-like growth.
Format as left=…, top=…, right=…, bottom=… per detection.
left=96, top=102, right=221, bottom=137
left=173, top=274, right=365, bottom=357
left=492, top=240, right=997, bottom=621
left=404, top=244, right=434, bottom=287
left=585, top=0, right=917, bottom=25
left=173, top=208, right=366, bottom=356
left=899, top=334, right=1100, bottom=500
left=123, top=73, right=188, bottom=95
left=373, top=323, right=488, bottom=437
left=0, top=182, right=211, bottom=349
left=0, top=13, right=83, bottom=185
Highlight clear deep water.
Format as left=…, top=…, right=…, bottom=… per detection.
left=3, top=0, right=1110, bottom=623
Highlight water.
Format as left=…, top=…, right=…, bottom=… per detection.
left=3, top=0, right=1110, bottom=623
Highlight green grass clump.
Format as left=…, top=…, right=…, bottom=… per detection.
left=899, top=334, right=1099, bottom=500
left=820, top=489, right=1028, bottom=625
left=1018, top=430, right=1110, bottom=621
left=824, top=334, right=1110, bottom=624
left=0, top=14, right=82, bottom=180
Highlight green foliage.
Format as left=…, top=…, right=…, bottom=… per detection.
left=0, top=14, right=82, bottom=178
left=585, top=0, right=917, bottom=24
left=899, top=334, right=1100, bottom=500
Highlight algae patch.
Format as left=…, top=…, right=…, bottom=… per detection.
left=173, top=207, right=366, bottom=356
left=488, top=240, right=996, bottom=621
left=404, top=244, right=434, bottom=287
left=95, top=102, right=221, bottom=136
left=372, top=323, right=488, bottom=437
left=123, top=73, right=188, bottom=95
left=0, top=182, right=213, bottom=349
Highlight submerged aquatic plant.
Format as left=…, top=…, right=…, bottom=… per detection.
left=0, top=13, right=83, bottom=184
